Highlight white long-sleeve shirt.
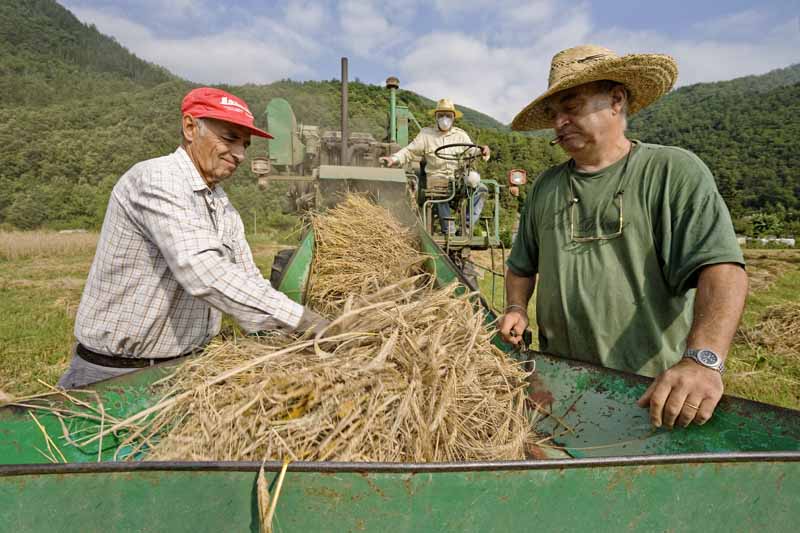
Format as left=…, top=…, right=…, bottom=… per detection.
left=392, top=126, right=473, bottom=181
left=75, top=147, right=304, bottom=358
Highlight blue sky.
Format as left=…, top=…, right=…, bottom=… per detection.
left=61, top=0, right=799, bottom=123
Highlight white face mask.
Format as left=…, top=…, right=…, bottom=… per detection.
left=437, top=115, right=454, bottom=131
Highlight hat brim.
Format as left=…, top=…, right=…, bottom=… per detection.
left=429, top=109, right=463, bottom=119
left=189, top=111, right=274, bottom=139
left=510, top=53, right=677, bottom=131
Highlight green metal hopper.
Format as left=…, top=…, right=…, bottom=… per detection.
left=1, top=176, right=798, bottom=532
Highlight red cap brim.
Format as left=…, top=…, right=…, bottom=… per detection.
left=194, top=110, right=274, bottom=139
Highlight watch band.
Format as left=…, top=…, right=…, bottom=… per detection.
left=683, top=348, right=725, bottom=374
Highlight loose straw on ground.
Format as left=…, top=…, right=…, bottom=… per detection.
left=738, top=303, right=800, bottom=355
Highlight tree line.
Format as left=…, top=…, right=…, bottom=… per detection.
left=1, top=0, right=797, bottom=239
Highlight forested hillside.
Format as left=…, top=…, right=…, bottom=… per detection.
left=0, top=0, right=549, bottom=235
left=629, top=64, right=800, bottom=234
left=1, top=0, right=797, bottom=238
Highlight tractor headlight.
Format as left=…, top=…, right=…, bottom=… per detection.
left=508, top=169, right=527, bottom=186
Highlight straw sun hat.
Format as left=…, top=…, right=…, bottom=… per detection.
left=429, top=98, right=463, bottom=119
left=511, top=44, right=678, bottom=131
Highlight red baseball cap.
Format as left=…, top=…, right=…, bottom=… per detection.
left=181, top=87, right=273, bottom=139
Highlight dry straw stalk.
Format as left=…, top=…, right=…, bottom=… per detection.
left=23, top=195, right=536, bottom=463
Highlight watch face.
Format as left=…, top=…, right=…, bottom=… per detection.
left=697, top=350, right=720, bottom=366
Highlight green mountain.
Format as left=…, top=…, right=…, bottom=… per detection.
left=0, top=0, right=174, bottom=106
left=0, top=0, right=546, bottom=232
left=2, top=0, right=796, bottom=237
left=629, top=64, right=800, bottom=223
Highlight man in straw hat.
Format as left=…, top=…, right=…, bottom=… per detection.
left=59, top=87, right=328, bottom=389
left=499, top=45, right=747, bottom=428
left=381, top=98, right=490, bottom=235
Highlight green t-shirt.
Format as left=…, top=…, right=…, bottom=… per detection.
left=507, top=141, right=744, bottom=377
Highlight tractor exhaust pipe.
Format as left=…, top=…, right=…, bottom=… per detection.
left=341, top=57, right=349, bottom=165
left=386, top=76, right=400, bottom=143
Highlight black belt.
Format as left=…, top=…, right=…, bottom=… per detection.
left=76, top=344, right=194, bottom=369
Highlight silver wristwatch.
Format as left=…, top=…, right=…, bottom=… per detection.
left=683, top=348, right=725, bottom=374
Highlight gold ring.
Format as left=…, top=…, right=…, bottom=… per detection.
left=685, top=402, right=700, bottom=410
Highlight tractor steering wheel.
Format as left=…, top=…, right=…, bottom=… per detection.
left=434, top=143, right=484, bottom=162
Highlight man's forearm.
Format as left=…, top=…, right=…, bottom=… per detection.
left=505, top=268, right=536, bottom=310
left=393, top=135, right=424, bottom=166
left=686, top=263, right=748, bottom=359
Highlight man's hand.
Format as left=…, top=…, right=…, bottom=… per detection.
left=481, top=145, right=491, bottom=161
left=297, top=308, right=331, bottom=337
left=499, top=307, right=528, bottom=346
left=379, top=156, right=396, bottom=167
left=637, top=358, right=724, bottom=428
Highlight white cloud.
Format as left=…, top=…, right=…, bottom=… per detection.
left=401, top=33, right=538, bottom=124
left=337, top=0, right=413, bottom=58
left=433, top=0, right=493, bottom=13
left=63, top=1, right=800, bottom=125
left=67, top=7, right=317, bottom=84
left=400, top=3, right=800, bottom=124
left=594, top=18, right=800, bottom=88
left=504, top=0, right=555, bottom=27
left=399, top=4, right=593, bottom=124
left=285, top=0, right=326, bottom=33
left=63, top=0, right=207, bottom=27
left=692, top=9, right=771, bottom=38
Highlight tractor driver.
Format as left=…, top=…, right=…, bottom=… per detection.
left=58, top=87, right=328, bottom=389
left=499, top=45, right=747, bottom=429
left=380, top=98, right=490, bottom=235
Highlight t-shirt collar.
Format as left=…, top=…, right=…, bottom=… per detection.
left=570, top=140, right=640, bottom=179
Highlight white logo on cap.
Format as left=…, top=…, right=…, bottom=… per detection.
left=220, top=96, right=254, bottom=119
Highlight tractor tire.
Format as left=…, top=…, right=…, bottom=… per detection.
left=461, top=268, right=479, bottom=292
left=269, top=248, right=296, bottom=288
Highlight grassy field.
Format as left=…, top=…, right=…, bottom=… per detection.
left=1, top=231, right=798, bottom=410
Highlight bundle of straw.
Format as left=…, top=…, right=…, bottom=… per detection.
left=130, top=279, right=532, bottom=462
left=36, top=194, right=535, bottom=463
left=307, top=194, right=428, bottom=315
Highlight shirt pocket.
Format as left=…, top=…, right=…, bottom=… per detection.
left=221, top=226, right=236, bottom=263
left=222, top=240, right=236, bottom=263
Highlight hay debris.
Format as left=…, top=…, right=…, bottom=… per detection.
left=739, top=303, right=800, bottom=356
left=307, top=195, right=428, bottom=315
left=29, top=194, right=535, bottom=463
left=118, top=279, right=532, bottom=462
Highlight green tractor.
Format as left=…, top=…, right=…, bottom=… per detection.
left=252, top=67, right=508, bottom=292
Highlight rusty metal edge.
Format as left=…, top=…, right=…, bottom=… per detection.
left=534, top=351, right=800, bottom=416
left=2, top=452, right=799, bottom=477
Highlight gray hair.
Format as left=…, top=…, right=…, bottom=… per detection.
left=593, top=80, right=629, bottom=129
left=596, top=81, right=629, bottom=111
left=181, top=116, right=207, bottom=143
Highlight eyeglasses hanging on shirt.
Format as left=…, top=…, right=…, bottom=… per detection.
left=568, top=187, right=624, bottom=242
left=567, top=147, right=631, bottom=243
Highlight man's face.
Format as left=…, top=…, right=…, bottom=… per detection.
left=436, top=111, right=455, bottom=131
left=543, top=83, right=621, bottom=154
left=184, top=116, right=251, bottom=188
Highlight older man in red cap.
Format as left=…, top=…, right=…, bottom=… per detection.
left=58, top=88, right=328, bottom=388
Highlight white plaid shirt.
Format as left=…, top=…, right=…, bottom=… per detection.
left=75, top=147, right=304, bottom=358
